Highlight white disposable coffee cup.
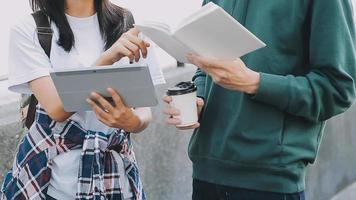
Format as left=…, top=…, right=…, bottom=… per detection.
left=167, top=82, right=198, bottom=127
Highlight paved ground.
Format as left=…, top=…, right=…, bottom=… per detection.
left=331, top=182, right=356, bottom=200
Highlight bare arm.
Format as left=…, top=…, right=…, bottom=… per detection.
left=29, top=76, right=73, bottom=122
left=132, top=107, right=152, bottom=133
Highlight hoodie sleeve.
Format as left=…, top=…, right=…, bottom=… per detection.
left=252, top=0, right=356, bottom=122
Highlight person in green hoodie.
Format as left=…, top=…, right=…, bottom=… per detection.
left=163, top=0, right=356, bottom=199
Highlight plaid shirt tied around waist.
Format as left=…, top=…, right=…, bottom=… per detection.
left=0, top=107, right=145, bottom=200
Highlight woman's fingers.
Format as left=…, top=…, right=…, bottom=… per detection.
left=122, top=39, right=141, bottom=62
left=97, top=28, right=150, bottom=66
left=163, top=107, right=180, bottom=116
left=162, top=95, right=182, bottom=126
left=127, top=27, right=140, bottom=36
left=196, top=98, right=205, bottom=115
left=89, top=92, right=115, bottom=113
left=165, top=117, right=181, bottom=125
left=162, top=95, right=173, bottom=104
left=114, top=29, right=150, bottom=62
left=116, top=44, right=135, bottom=62
left=86, top=98, right=111, bottom=120
left=196, top=98, right=204, bottom=107
left=125, top=34, right=149, bottom=59
left=93, top=109, right=112, bottom=126
left=178, top=123, right=200, bottom=130
left=107, top=88, right=126, bottom=108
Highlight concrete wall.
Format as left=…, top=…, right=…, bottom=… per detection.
left=306, top=105, right=356, bottom=200
left=0, top=97, right=22, bottom=182
left=1, top=66, right=356, bottom=200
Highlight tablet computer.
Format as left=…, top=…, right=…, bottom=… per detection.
left=50, top=65, right=158, bottom=112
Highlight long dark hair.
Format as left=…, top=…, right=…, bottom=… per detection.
left=30, top=0, right=127, bottom=52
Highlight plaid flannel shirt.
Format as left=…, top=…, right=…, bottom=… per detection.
left=0, top=107, right=145, bottom=200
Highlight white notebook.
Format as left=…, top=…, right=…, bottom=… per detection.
left=135, top=2, right=266, bottom=63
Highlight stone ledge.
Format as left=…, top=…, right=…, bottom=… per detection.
left=0, top=80, right=20, bottom=126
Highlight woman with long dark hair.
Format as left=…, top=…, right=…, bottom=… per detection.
left=1, top=0, right=164, bottom=199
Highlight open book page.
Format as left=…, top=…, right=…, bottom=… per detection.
left=173, top=4, right=266, bottom=60
left=135, top=23, right=197, bottom=63
left=173, top=2, right=218, bottom=32
left=139, top=21, right=172, bottom=34
left=136, top=2, right=265, bottom=63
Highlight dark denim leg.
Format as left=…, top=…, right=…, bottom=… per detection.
left=45, top=194, right=57, bottom=200
left=223, top=186, right=305, bottom=200
left=192, top=179, right=305, bottom=200
left=192, top=179, right=220, bottom=200
left=285, top=191, right=305, bottom=200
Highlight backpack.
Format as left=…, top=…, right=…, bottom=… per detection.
left=20, top=10, right=135, bottom=129
left=20, top=11, right=52, bottom=129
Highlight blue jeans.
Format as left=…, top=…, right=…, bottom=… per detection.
left=192, top=179, right=305, bottom=200
left=46, top=194, right=56, bottom=200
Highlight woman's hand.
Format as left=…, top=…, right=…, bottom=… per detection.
left=95, top=28, right=150, bottom=66
left=187, top=54, right=260, bottom=94
left=86, top=88, right=144, bottom=132
left=162, top=96, right=204, bottom=130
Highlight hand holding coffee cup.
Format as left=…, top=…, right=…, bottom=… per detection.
left=163, top=82, right=204, bottom=130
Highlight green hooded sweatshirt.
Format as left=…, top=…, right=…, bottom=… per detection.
left=190, top=0, right=356, bottom=193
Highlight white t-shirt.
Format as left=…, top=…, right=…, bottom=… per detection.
left=8, top=13, right=165, bottom=200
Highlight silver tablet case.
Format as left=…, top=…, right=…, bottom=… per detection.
left=50, top=65, right=158, bottom=112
